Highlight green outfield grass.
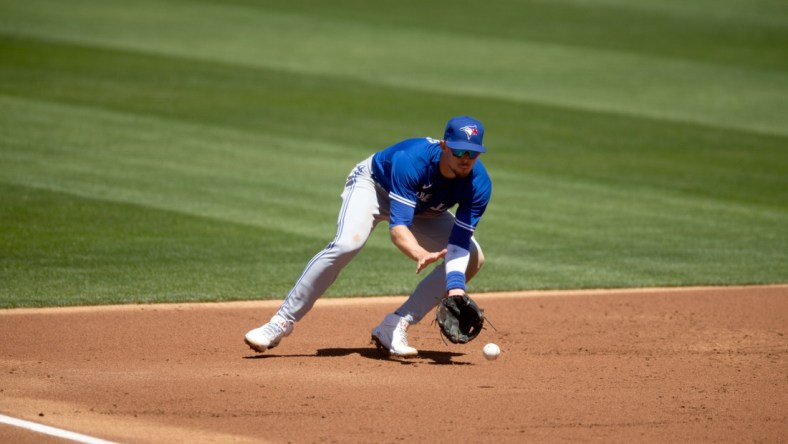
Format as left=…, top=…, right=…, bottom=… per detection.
left=1, top=0, right=786, bottom=307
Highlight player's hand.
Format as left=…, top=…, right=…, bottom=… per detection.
left=416, top=249, right=447, bottom=274
left=447, top=288, right=466, bottom=297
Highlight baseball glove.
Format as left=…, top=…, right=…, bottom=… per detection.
left=435, top=294, right=485, bottom=344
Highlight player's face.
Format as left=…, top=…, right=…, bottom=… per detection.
left=440, top=142, right=479, bottom=178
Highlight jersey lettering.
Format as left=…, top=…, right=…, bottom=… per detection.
left=416, top=191, right=433, bottom=203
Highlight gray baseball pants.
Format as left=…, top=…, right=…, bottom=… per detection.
left=276, top=156, right=483, bottom=324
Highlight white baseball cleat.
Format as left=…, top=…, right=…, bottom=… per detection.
left=371, top=313, right=418, bottom=357
left=244, top=315, right=294, bottom=353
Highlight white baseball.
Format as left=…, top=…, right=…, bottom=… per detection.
left=483, top=343, right=501, bottom=361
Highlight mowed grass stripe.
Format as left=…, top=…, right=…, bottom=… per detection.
left=255, top=0, right=788, bottom=68
left=0, top=95, right=358, bottom=239
left=1, top=0, right=786, bottom=135
left=0, top=34, right=441, bottom=151
left=4, top=0, right=786, bottom=66
left=487, top=170, right=786, bottom=288
left=0, top=181, right=399, bottom=307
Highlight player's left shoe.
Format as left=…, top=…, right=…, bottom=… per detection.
left=371, top=313, right=418, bottom=357
left=244, top=315, right=294, bottom=353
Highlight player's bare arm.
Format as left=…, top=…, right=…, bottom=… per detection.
left=389, top=225, right=447, bottom=274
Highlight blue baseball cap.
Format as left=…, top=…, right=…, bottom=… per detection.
left=443, top=116, right=487, bottom=153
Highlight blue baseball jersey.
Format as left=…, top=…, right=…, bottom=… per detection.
left=371, top=137, right=492, bottom=250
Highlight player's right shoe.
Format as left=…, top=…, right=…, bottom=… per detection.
left=371, top=313, right=418, bottom=357
left=244, top=315, right=294, bottom=353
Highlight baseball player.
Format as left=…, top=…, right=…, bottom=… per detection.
left=245, top=116, right=492, bottom=356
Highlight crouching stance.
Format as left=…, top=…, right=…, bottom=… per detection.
left=245, top=116, right=493, bottom=356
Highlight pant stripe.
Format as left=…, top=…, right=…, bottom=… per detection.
left=278, top=164, right=364, bottom=319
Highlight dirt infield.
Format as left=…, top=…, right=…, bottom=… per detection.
left=1, top=286, right=786, bottom=443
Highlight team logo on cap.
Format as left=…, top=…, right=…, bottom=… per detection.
left=459, top=125, right=479, bottom=140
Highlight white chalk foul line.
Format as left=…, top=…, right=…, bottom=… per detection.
left=0, top=414, right=117, bottom=444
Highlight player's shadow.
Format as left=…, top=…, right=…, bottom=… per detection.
left=319, top=347, right=469, bottom=365
left=244, top=347, right=469, bottom=365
